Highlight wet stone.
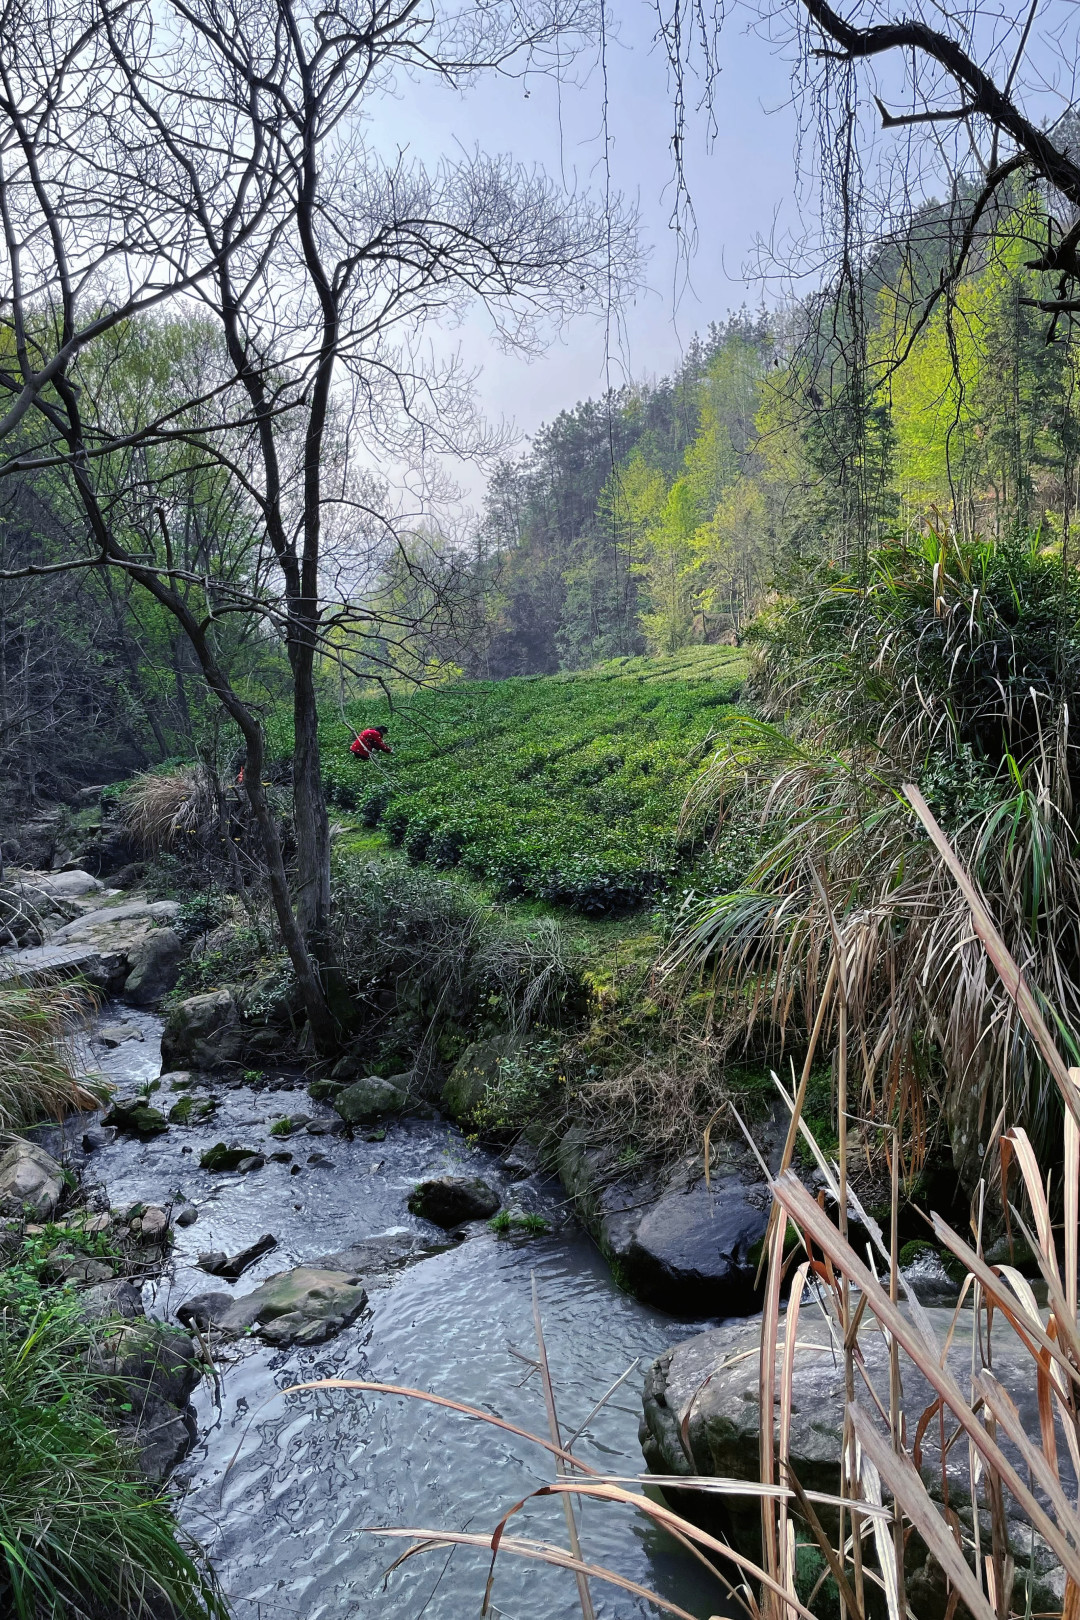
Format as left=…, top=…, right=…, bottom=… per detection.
left=96, top=1022, right=144, bottom=1047
left=197, top=1233, right=278, bottom=1281
left=102, top=1097, right=169, bottom=1138
left=408, top=1176, right=501, bottom=1228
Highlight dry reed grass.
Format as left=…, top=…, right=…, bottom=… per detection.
left=121, top=766, right=219, bottom=853
left=0, top=979, right=100, bottom=1132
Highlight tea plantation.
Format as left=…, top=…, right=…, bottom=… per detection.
left=273, top=646, right=748, bottom=912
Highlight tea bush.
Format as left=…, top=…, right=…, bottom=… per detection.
left=271, top=647, right=747, bottom=912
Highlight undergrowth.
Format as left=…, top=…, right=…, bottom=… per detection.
left=0, top=1286, right=226, bottom=1619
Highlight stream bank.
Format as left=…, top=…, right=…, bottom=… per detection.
left=44, top=1002, right=733, bottom=1620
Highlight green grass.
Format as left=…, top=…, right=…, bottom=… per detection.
left=488, top=1211, right=550, bottom=1237
left=0, top=1284, right=226, bottom=1619
left=272, top=647, right=747, bottom=913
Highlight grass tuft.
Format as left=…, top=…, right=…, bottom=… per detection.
left=0, top=980, right=101, bottom=1132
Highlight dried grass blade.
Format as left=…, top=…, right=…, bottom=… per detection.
left=973, top=1372, right=1080, bottom=1535
left=519, top=1480, right=823, bottom=1620
left=772, top=1174, right=1080, bottom=1585
left=760, top=1200, right=786, bottom=1600
left=928, top=1225, right=1079, bottom=1383
left=782, top=1464, right=864, bottom=1620
left=849, top=1405, right=997, bottom=1620
left=530, top=1273, right=595, bottom=1620
left=779, top=1262, right=810, bottom=1620
left=370, top=1528, right=701, bottom=1620
left=854, top=1435, right=901, bottom=1620
left=277, top=1378, right=595, bottom=1473
left=1003, top=1128, right=1062, bottom=1291
left=1066, top=1070, right=1080, bottom=1321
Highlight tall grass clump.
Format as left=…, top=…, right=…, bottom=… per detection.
left=121, top=765, right=219, bottom=853
left=666, top=526, right=1080, bottom=1173
left=0, top=1286, right=226, bottom=1619
left=0, top=980, right=99, bottom=1131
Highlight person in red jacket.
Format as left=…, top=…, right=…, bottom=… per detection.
left=350, top=725, right=392, bottom=761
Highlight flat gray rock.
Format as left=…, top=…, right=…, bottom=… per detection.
left=640, top=1306, right=1070, bottom=1613
left=177, top=1265, right=368, bottom=1346
left=318, top=1233, right=445, bottom=1274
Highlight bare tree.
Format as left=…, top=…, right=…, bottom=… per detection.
left=0, top=0, right=636, bottom=1047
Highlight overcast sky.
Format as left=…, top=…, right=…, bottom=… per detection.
left=384, top=4, right=806, bottom=499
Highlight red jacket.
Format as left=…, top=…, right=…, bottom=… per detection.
left=351, top=728, right=391, bottom=760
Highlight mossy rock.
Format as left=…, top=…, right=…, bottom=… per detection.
left=308, top=1078, right=344, bottom=1102
left=898, top=1239, right=937, bottom=1268
left=102, top=1099, right=169, bottom=1138
left=199, top=1142, right=257, bottom=1172
left=441, top=1035, right=517, bottom=1124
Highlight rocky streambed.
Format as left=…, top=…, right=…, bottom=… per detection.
left=29, top=1003, right=733, bottom=1620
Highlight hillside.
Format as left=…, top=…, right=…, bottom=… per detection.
left=291, top=646, right=747, bottom=912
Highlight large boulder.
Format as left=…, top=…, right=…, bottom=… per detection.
left=123, top=926, right=183, bottom=1005
left=408, top=1176, right=501, bottom=1227
left=160, top=988, right=244, bottom=1070
left=334, top=1074, right=407, bottom=1125
left=640, top=1307, right=1068, bottom=1618
left=95, top=1319, right=201, bottom=1482
left=556, top=1122, right=776, bottom=1317
left=21, top=868, right=102, bottom=902
left=0, top=1139, right=64, bottom=1219
left=177, top=1265, right=368, bottom=1346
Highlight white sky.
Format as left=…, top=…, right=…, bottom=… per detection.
left=384, top=3, right=804, bottom=497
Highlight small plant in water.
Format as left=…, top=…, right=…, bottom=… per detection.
left=243, top=1068, right=264, bottom=1085
left=488, top=1210, right=549, bottom=1237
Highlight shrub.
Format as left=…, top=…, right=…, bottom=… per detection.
left=330, top=857, right=581, bottom=1059
left=266, top=645, right=748, bottom=913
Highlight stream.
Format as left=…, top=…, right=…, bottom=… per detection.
left=71, top=1007, right=728, bottom=1620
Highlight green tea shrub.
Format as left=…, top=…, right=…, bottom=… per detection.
left=268, top=647, right=748, bottom=914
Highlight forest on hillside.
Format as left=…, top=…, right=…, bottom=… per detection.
left=10, top=183, right=1077, bottom=816
left=468, top=190, right=1080, bottom=677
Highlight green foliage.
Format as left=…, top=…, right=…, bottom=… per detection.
left=0, top=1290, right=226, bottom=1619
left=10, top=1225, right=124, bottom=1285
left=488, top=1211, right=550, bottom=1236
left=470, top=1036, right=566, bottom=1131
left=285, top=647, right=746, bottom=913
left=329, top=857, right=581, bottom=1047
left=669, top=529, right=1080, bottom=1159
left=173, top=925, right=268, bottom=998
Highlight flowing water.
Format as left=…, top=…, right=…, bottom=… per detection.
left=74, top=1007, right=727, bottom=1620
